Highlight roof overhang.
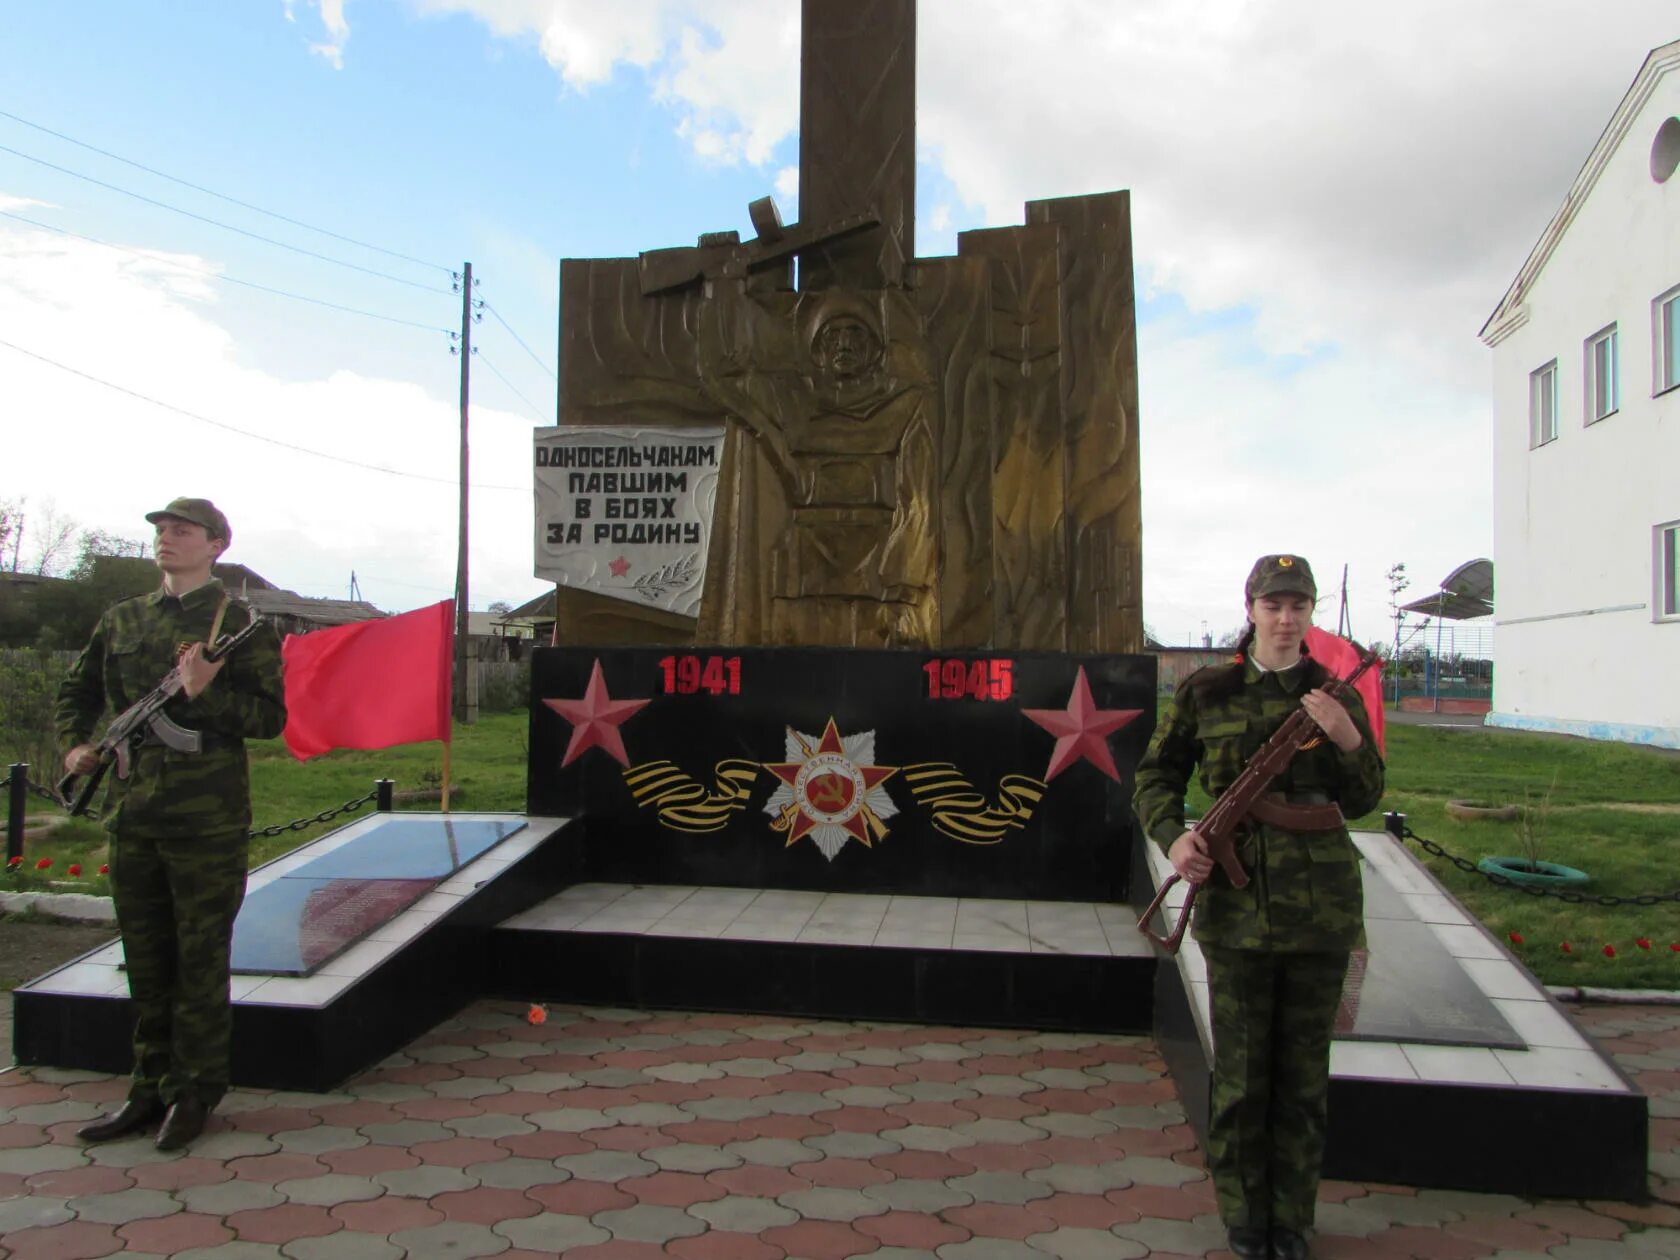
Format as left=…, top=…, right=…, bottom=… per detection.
left=1479, top=39, right=1680, bottom=345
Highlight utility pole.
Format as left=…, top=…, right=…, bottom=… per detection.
left=453, top=261, right=474, bottom=723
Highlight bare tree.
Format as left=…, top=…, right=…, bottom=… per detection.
left=27, top=501, right=79, bottom=577
left=74, top=529, right=151, bottom=567
left=0, top=498, right=19, bottom=572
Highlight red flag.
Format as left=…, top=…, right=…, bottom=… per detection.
left=281, top=600, right=454, bottom=760
left=1305, top=625, right=1386, bottom=756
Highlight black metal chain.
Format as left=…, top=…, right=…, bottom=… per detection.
left=24, top=786, right=71, bottom=813
left=15, top=775, right=378, bottom=839
left=1398, top=823, right=1680, bottom=907
left=246, top=788, right=380, bottom=838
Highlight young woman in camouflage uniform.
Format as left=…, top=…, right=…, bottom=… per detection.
left=1134, top=556, right=1384, bottom=1260
left=57, top=498, right=285, bottom=1151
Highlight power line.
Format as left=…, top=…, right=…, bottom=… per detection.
left=0, top=107, right=452, bottom=276
left=0, top=141, right=452, bottom=296
left=477, top=351, right=549, bottom=423
left=482, top=300, right=557, bottom=381
left=0, top=336, right=525, bottom=492
left=0, top=210, right=453, bottom=336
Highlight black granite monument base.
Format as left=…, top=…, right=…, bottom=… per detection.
left=13, top=813, right=578, bottom=1093
left=1141, top=834, right=1648, bottom=1201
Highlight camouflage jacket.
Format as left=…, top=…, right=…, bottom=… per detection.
left=55, top=580, right=286, bottom=838
left=1133, top=655, right=1385, bottom=952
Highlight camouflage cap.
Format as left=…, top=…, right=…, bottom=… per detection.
left=1245, top=554, right=1316, bottom=601
left=145, top=497, right=231, bottom=544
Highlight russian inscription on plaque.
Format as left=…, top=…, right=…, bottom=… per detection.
left=534, top=425, right=726, bottom=617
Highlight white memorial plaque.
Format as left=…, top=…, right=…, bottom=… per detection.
left=533, top=425, right=726, bottom=617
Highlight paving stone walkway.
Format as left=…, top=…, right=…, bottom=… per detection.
left=0, top=1001, right=1676, bottom=1259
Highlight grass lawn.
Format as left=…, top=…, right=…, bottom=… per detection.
left=1361, top=722, right=1680, bottom=989
left=7, top=709, right=1678, bottom=989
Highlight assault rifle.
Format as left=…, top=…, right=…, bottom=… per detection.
left=1136, top=645, right=1382, bottom=955
left=57, top=617, right=268, bottom=818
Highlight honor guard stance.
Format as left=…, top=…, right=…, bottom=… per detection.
left=57, top=498, right=285, bottom=1150
left=1134, top=556, right=1384, bottom=1260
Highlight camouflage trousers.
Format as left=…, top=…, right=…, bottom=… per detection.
left=1204, top=946, right=1348, bottom=1230
left=109, top=828, right=250, bottom=1109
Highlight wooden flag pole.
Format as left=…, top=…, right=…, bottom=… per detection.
left=441, top=741, right=452, bottom=813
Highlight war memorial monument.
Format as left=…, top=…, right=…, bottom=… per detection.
left=14, top=0, right=1646, bottom=1202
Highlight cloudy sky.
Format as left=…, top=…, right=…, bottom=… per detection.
left=2, top=1, right=1674, bottom=646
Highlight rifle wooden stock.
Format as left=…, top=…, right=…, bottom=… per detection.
left=1137, top=646, right=1381, bottom=955
left=56, top=618, right=267, bottom=816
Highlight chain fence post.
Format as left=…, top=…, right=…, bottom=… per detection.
left=7, top=763, right=27, bottom=864
left=1383, top=810, right=1405, bottom=841
left=376, top=779, right=394, bottom=812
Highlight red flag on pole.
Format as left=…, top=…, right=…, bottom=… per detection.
left=1305, top=625, right=1386, bottom=757
left=281, top=600, right=454, bottom=761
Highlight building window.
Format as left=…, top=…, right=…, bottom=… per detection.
left=1529, top=360, right=1558, bottom=447
left=1584, top=325, right=1618, bottom=422
left=1658, top=286, right=1680, bottom=395
left=1659, top=521, right=1680, bottom=621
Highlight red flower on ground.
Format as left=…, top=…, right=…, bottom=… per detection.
left=1560, top=941, right=1573, bottom=953
left=98, top=864, right=109, bottom=875
left=1671, top=943, right=1679, bottom=953
left=1508, top=932, right=1525, bottom=946
left=67, top=863, right=82, bottom=877
left=526, top=1003, right=548, bottom=1026
left=1603, top=944, right=1617, bottom=958
left=1637, top=937, right=1652, bottom=950
left=6, top=856, right=20, bottom=869
left=34, top=857, right=51, bottom=870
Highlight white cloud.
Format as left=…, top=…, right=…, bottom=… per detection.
left=414, top=0, right=798, bottom=165
left=305, top=0, right=350, bottom=69
left=0, top=213, right=541, bottom=615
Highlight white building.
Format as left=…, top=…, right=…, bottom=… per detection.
left=1480, top=39, right=1680, bottom=748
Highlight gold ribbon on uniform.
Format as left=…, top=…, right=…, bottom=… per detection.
left=900, top=762, right=1047, bottom=845
left=622, top=759, right=762, bottom=833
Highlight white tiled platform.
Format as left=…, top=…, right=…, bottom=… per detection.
left=502, top=882, right=1159, bottom=958
left=1142, top=831, right=1632, bottom=1095
left=19, top=812, right=565, bottom=1010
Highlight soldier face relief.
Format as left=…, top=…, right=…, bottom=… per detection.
left=812, top=315, right=882, bottom=383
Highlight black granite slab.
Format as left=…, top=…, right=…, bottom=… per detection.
left=229, top=817, right=526, bottom=977
left=1337, top=865, right=1523, bottom=1050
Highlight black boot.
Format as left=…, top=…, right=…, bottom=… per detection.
left=76, top=1097, right=164, bottom=1142
left=1227, top=1226, right=1270, bottom=1260
left=155, top=1095, right=208, bottom=1151
left=1270, top=1226, right=1311, bottom=1260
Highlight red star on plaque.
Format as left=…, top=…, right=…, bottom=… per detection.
left=608, top=556, right=631, bottom=578
left=1021, top=665, right=1143, bottom=782
left=542, top=659, right=651, bottom=768
left=763, top=718, right=899, bottom=861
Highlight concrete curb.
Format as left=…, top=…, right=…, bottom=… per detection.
left=0, top=889, right=116, bottom=923
left=1549, top=984, right=1680, bottom=1006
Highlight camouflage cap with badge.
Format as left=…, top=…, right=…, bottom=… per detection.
left=1245, top=554, right=1316, bottom=602
left=145, top=497, right=231, bottom=545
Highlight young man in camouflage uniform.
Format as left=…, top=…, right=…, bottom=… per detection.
left=58, top=498, right=285, bottom=1150
left=1134, top=556, right=1384, bottom=1260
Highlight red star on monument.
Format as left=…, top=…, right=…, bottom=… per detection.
left=542, top=658, right=651, bottom=768
left=608, top=556, right=631, bottom=578
left=1021, top=665, right=1143, bottom=782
